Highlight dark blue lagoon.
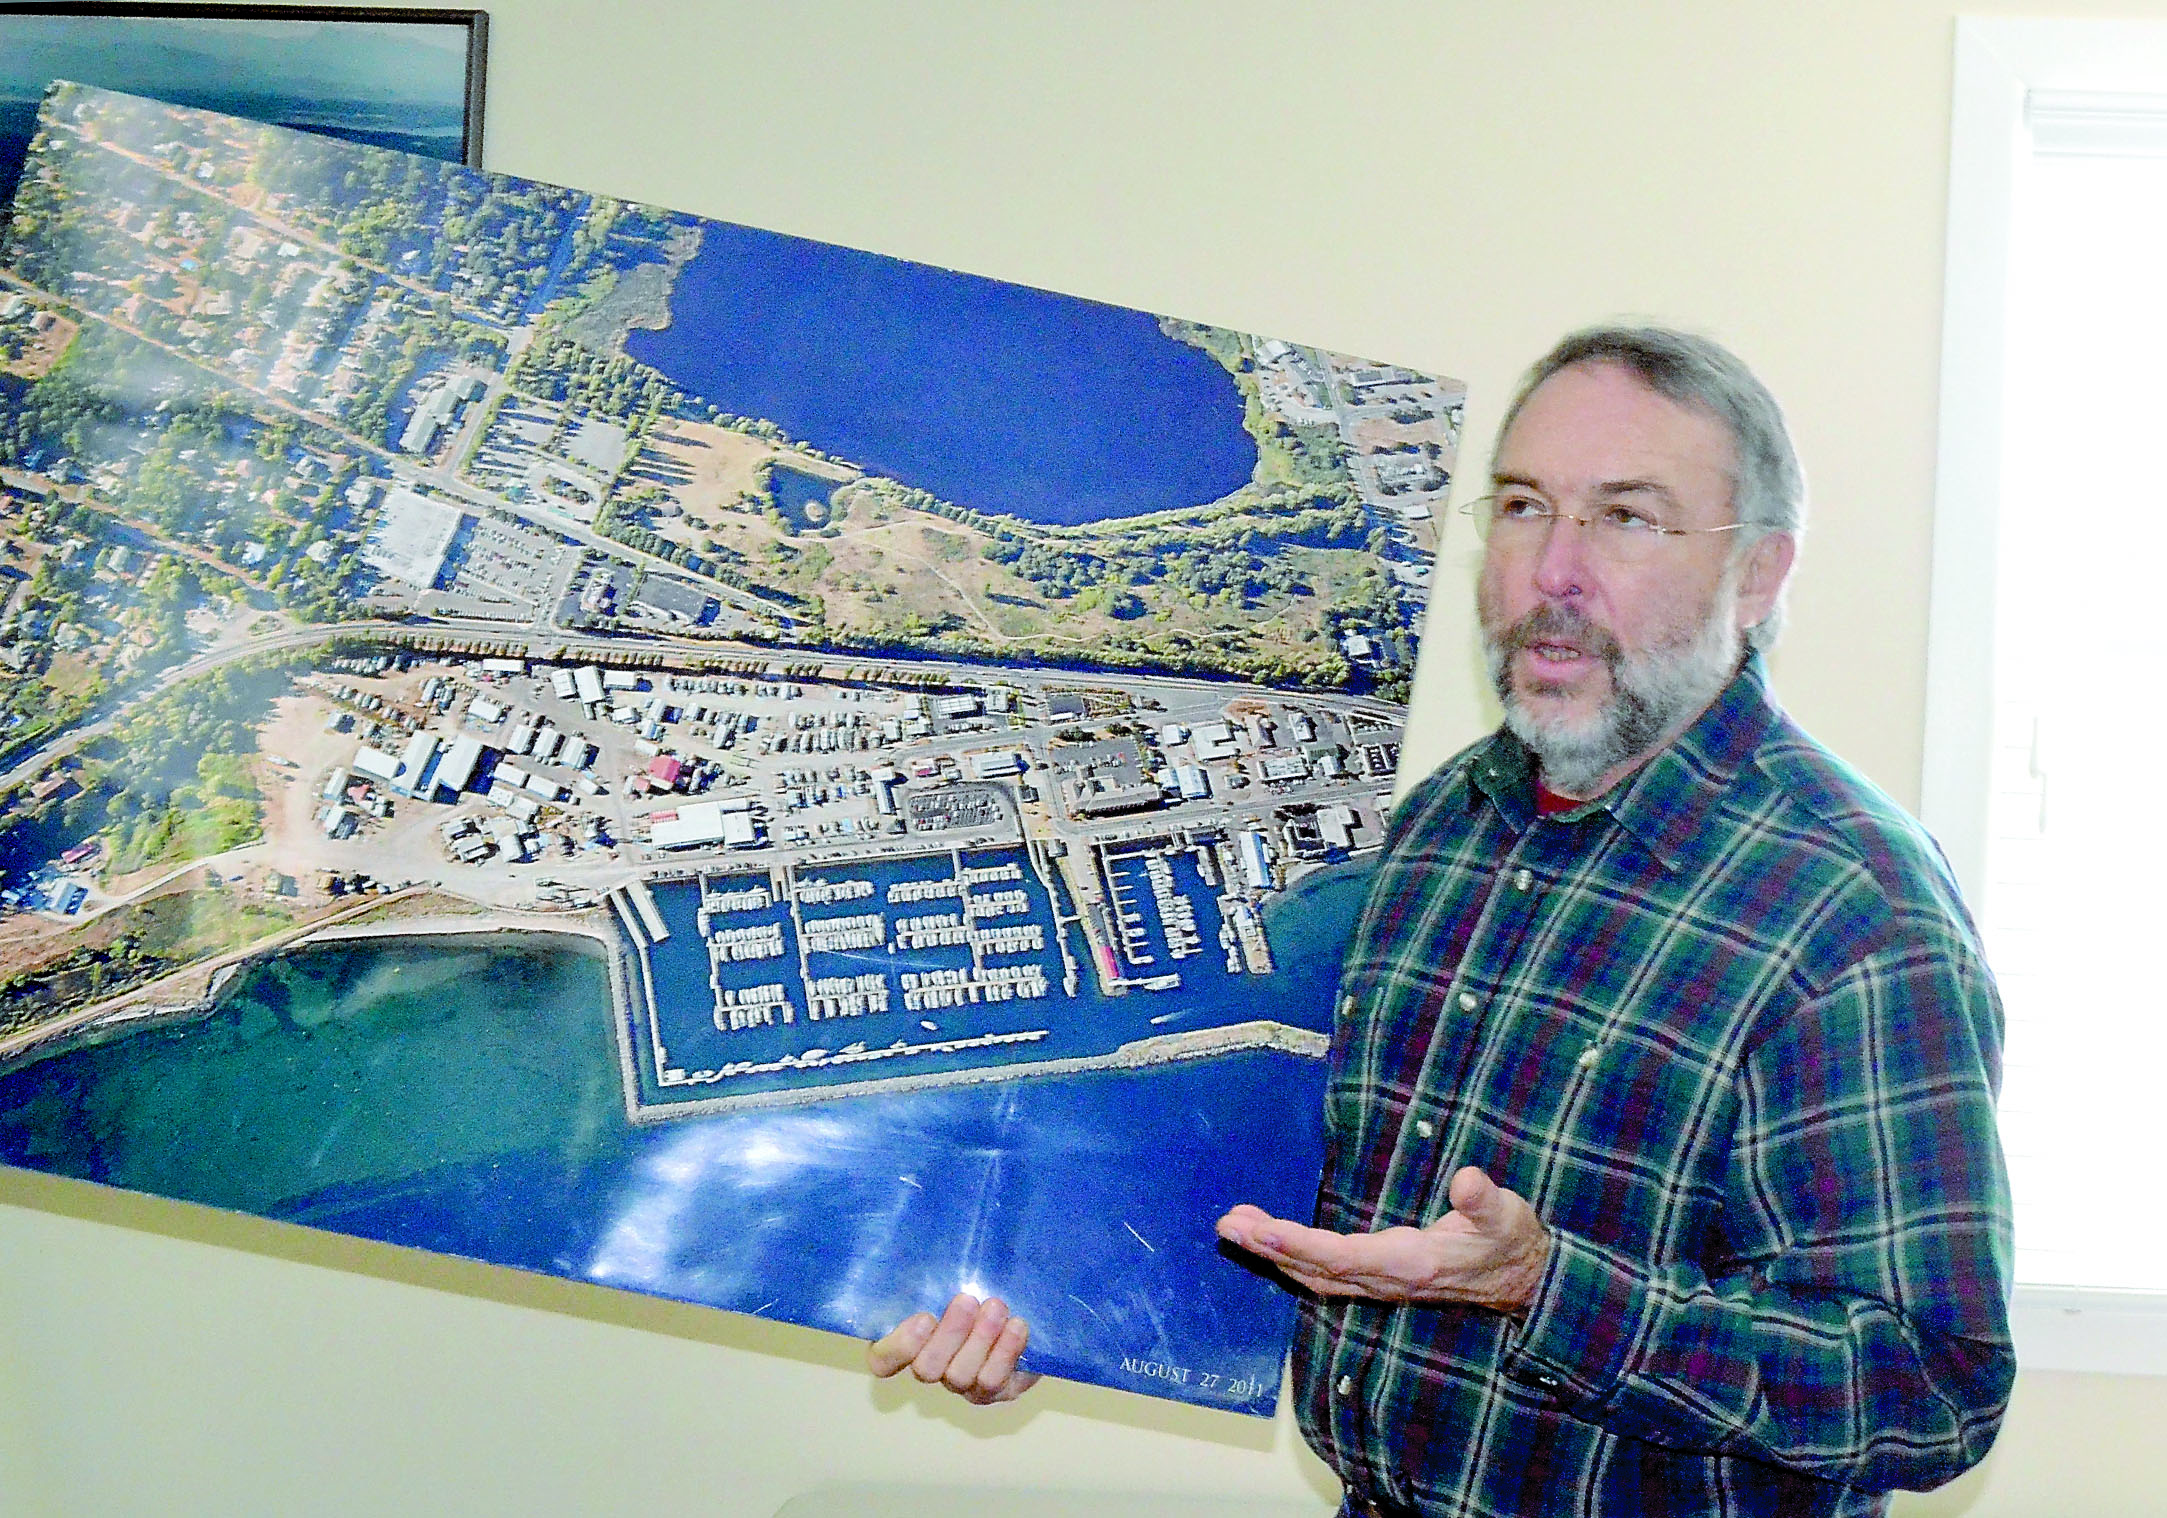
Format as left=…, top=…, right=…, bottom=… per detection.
left=0, top=858, right=1374, bottom=1416
left=768, top=463, right=840, bottom=530
left=625, top=220, right=1259, bottom=526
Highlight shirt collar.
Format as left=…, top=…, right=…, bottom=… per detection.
left=1465, top=652, right=1783, bottom=872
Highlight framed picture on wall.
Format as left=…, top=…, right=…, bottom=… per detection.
left=0, top=3, right=488, bottom=212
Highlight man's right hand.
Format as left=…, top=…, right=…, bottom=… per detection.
left=867, top=1291, right=1041, bottom=1405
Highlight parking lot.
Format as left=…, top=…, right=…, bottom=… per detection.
left=442, top=513, right=566, bottom=606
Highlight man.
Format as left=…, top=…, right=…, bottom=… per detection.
left=872, top=326, right=2015, bottom=1517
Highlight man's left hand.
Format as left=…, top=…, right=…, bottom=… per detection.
left=866, top=1292, right=1040, bottom=1405
left=1216, top=1165, right=1550, bottom=1313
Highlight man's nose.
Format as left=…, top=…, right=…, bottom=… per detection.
left=1528, top=512, right=1593, bottom=598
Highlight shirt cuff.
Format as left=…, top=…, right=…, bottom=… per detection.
left=1500, top=1224, right=1651, bottom=1405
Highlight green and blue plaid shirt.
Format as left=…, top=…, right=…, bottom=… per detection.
left=1296, top=656, right=2014, bottom=1518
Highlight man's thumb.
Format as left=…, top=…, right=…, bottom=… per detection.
left=1448, top=1165, right=1500, bottom=1223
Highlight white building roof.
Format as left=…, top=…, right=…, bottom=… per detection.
left=361, top=487, right=464, bottom=589
left=351, top=745, right=401, bottom=784
left=435, top=735, right=485, bottom=795
left=651, top=800, right=761, bottom=850
left=1319, top=807, right=1354, bottom=850
left=653, top=801, right=724, bottom=849
left=398, top=732, right=443, bottom=796
left=1193, top=725, right=1240, bottom=762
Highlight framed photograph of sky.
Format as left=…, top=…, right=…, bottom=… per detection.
left=0, top=3, right=487, bottom=212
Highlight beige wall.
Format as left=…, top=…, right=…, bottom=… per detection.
left=4, top=2, right=2165, bottom=1512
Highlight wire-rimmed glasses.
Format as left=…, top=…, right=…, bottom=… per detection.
left=1460, top=491, right=1746, bottom=565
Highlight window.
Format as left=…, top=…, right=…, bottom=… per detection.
left=1925, top=18, right=2167, bottom=1375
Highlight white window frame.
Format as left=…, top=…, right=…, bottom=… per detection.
left=1924, top=16, right=2167, bottom=1377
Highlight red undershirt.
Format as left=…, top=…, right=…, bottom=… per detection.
left=1535, top=780, right=1581, bottom=816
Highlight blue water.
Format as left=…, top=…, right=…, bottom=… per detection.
left=768, top=464, right=838, bottom=529
left=625, top=220, right=1259, bottom=526
left=0, top=858, right=1376, bottom=1414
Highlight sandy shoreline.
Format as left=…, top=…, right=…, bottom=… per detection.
left=297, top=909, right=616, bottom=950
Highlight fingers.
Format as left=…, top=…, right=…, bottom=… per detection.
left=1221, top=1208, right=1354, bottom=1272
left=1225, top=1200, right=1478, bottom=1300
left=956, top=1308, right=1038, bottom=1404
left=1222, top=1179, right=1547, bottom=1310
left=883, top=1293, right=1040, bottom=1405
left=931, top=1294, right=1012, bottom=1395
left=1216, top=1203, right=1299, bottom=1255
left=866, top=1309, right=939, bottom=1379
left=907, top=1292, right=988, bottom=1385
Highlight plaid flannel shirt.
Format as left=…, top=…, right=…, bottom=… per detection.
left=1294, top=656, right=2014, bottom=1518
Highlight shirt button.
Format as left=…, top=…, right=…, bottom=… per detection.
left=1414, top=1118, right=1434, bottom=1139
left=1513, top=868, right=1533, bottom=891
left=1336, top=1374, right=1354, bottom=1397
left=1338, top=994, right=1356, bottom=1020
left=1457, top=991, right=1478, bottom=1012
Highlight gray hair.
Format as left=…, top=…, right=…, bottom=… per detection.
left=1494, top=324, right=1806, bottom=649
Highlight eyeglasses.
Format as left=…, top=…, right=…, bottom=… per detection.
left=1460, top=492, right=1746, bottom=565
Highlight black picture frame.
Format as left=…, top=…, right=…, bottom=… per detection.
left=0, top=3, right=488, bottom=210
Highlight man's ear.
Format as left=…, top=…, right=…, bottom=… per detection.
left=1733, top=531, right=1796, bottom=632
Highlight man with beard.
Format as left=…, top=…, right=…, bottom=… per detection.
left=872, top=327, right=2015, bottom=1518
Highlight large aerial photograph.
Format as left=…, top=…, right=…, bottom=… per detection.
left=0, top=84, right=1462, bottom=1412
